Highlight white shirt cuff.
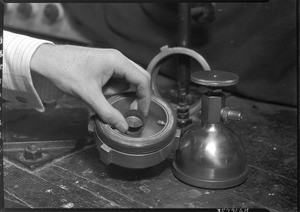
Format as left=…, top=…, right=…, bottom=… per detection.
left=3, top=30, right=54, bottom=112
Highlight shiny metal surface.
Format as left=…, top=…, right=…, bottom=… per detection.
left=126, top=115, right=143, bottom=128
left=173, top=123, right=247, bottom=188
left=191, top=70, right=239, bottom=87
left=94, top=93, right=177, bottom=168
left=173, top=69, right=246, bottom=188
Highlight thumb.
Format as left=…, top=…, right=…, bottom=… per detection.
left=83, top=87, right=129, bottom=133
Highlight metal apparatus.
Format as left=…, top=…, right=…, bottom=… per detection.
left=177, top=3, right=192, bottom=128
left=89, top=3, right=248, bottom=186
left=91, top=93, right=178, bottom=169
left=173, top=70, right=248, bottom=189
left=91, top=45, right=210, bottom=169
left=175, top=2, right=215, bottom=128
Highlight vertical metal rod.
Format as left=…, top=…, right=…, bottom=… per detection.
left=178, top=3, right=191, bottom=47
left=177, top=3, right=191, bottom=128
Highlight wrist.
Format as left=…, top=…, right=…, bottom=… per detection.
left=30, top=43, right=59, bottom=79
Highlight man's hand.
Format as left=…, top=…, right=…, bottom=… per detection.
left=30, top=44, right=151, bottom=133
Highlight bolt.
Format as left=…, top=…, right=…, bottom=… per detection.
left=221, top=107, right=242, bottom=122
left=24, top=144, right=42, bottom=160
left=27, top=144, right=37, bottom=151
left=157, top=120, right=166, bottom=126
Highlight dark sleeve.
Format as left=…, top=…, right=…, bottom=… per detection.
left=200, top=1, right=297, bottom=106
left=65, top=1, right=297, bottom=106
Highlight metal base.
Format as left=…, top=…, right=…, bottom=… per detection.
left=96, top=134, right=175, bottom=169
left=173, top=161, right=248, bottom=189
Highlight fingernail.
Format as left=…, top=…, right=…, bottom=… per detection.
left=130, top=100, right=138, bottom=110
left=116, top=121, right=128, bottom=133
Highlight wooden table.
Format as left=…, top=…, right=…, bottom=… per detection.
left=3, top=93, right=297, bottom=211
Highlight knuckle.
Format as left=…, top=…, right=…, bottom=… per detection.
left=141, top=74, right=151, bottom=86
left=109, top=49, right=124, bottom=59
left=107, top=49, right=127, bottom=66
left=101, top=111, right=113, bottom=123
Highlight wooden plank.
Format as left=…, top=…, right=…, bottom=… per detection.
left=226, top=96, right=297, bottom=149
left=38, top=165, right=149, bottom=208
left=250, top=144, right=296, bottom=181
left=227, top=166, right=297, bottom=212
left=4, top=190, right=29, bottom=208
left=226, top=97, right=297, bottom=181
left=240, top=136, right=297, bottom=181
left=3, top=161, right=118, bottom=208
left=53, top=147, right=270, bottom=209
left=3, top=108, right=89, bottom=142
left=224, top=97, right=297, bottom=212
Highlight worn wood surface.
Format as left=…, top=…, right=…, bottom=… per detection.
left=3, top=94, right=297, bottom=211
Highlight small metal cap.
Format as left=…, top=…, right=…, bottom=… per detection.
left=123, top=110, right=145, bottom=136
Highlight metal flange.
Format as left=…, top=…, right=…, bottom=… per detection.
left=147, top=45, right=211, bottom=115
left=95, top=130, right=179, bottom=169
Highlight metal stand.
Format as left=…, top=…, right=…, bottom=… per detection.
left=173, top=70, right=248, bottom=189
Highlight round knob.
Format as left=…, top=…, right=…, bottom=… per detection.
left=43, top=3, right=64, bottom=24
left=17, top=3, right=36, bottom=19
left=23, top=144, right=42, bottom=160
left=191, top=70, right=239, bottom=87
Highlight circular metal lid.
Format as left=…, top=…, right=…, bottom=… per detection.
left=95, top=93, right=177, bottom=154
left=191, top=70, right=239, bottom=87
left=123, top=109, right=145, bottom=136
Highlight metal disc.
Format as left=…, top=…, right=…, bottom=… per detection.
left=191, top=70, right=239, bottom=87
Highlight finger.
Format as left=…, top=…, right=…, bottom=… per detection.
left=113, top=58, right=151, bottom=116
left=102, top=78, right=130, bottom=96
left=130, top=99, right=138, bottom=110
left=128, top=59, right=151, bottom=80
left=82, top=85, right=129, bottom=133
left=127, top=60, right=152, bottom=115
